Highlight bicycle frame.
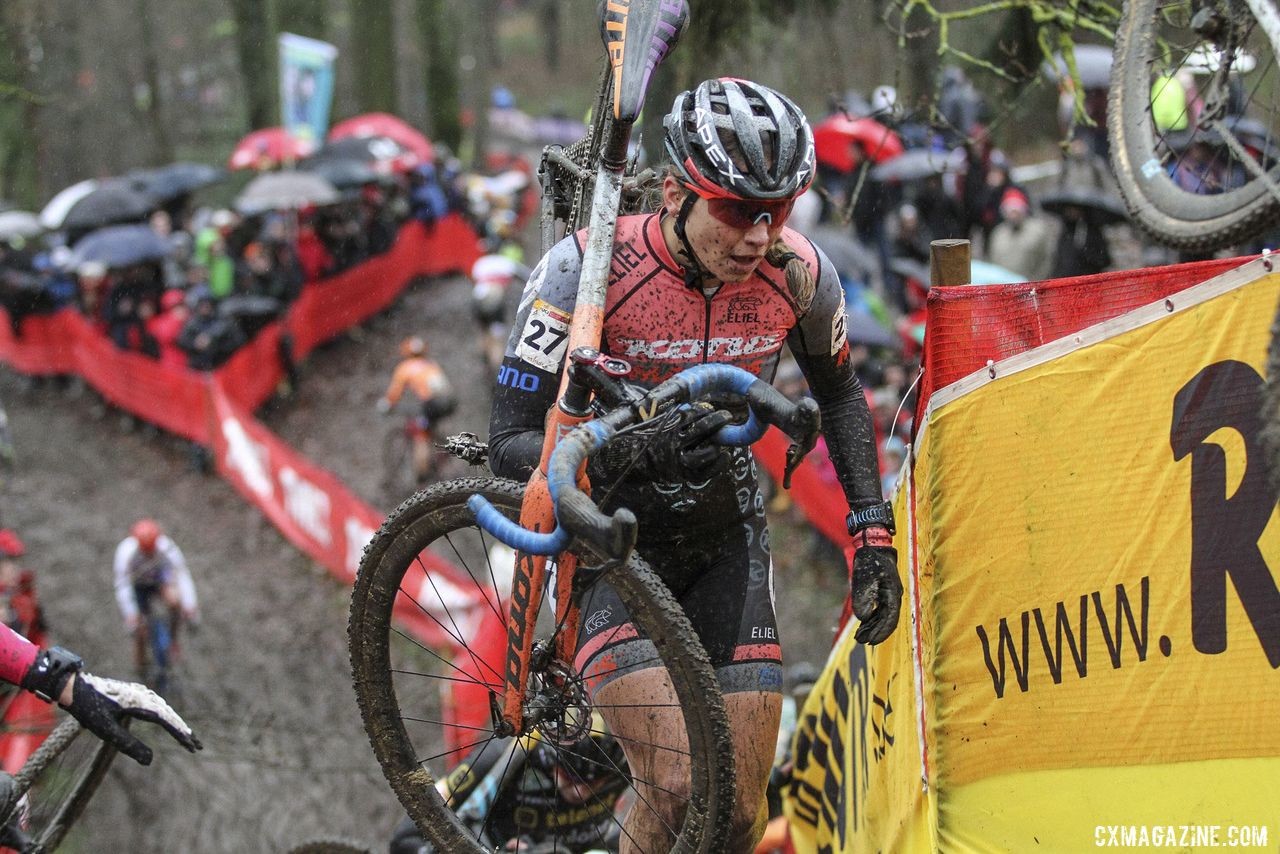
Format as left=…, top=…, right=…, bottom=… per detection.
left=496, top=0, right=689, bottom=737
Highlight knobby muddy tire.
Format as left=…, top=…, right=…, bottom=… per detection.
left=348, top=476, right=735, bottom=854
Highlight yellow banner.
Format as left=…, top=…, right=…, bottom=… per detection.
left=788, top=261, right=1280, bottom=852
left=927, top=267, right=1280, bottom=788
left=784, top=478, right=935, bottom=853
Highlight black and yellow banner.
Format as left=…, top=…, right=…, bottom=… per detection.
left=787, top=260, right=1280, bottom=852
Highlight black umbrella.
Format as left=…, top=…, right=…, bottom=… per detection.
left=846, top=310, right=901, bottom=350
left=68, top=224, right=172, bottom=269
left=870, top=148, right=959, bottom=183
left=299, top=157, right=384, bottom=189
left=1038, top=186, right=1128, bottom=226
left=61, top=182, right=156, bottom=231
left=313, top=135, right=409, bottom=164
left=887, top=256, right=930, bottom=286
left=129, top=162, right=227, bottom=201
left=806, top=226, right=880, bottom=282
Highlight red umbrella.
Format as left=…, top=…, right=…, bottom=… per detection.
left=329, top=112, right=435, bottom=163
left=813, top=115, right=904, bottom=173
left=228, top=127, right=316, bottom=171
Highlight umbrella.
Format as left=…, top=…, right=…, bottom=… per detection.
left=888, top=256, right=930, bottom=286
left=329, top=112, right=435, bottom=163
left=846, top=310, right=901, bottom=350
left=68, top=224, right=172, bottom=269
left=813, top=115, right=904, bottom=173
left=235, top=171, right=340, bottom=214
left=299, top=157, right=384, bottom=189
left=970, top=260, right=1028, bottom=285
left=60, top=182, right=157, bottom=232
left=1038, top=186, right=1128, bottom=225
left=870, top=148, right=960, bottom=183
left=129, top=162, right=227, bottom=201
left=0, top=211, right=44, bottom=241
left=1045, top=44, right=1114, bottom=90
left=39, top=179, right=100, bottom=230
left=806, top=226, right=880, bottom=282
left=229, top=127, right=317, bottom=171
left=312, top=135, right=421, bottom=174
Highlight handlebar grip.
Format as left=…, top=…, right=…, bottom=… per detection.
left=547, top=420, right=636, bottom=562
left=467, top=494, right=570, bottom=556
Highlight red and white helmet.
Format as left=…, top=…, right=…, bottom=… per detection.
left=131, top=518, right=161, bottom=556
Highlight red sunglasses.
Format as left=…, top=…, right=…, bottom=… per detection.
left=685, top=187, right=795, bottom=230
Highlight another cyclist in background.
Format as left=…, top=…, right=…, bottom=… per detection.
left=488, top=78, right=901, bottom=850
left=377, top=336, right=456, bottom=485
left=389, top=721, right=629, bottom=854
left=0, top=621, right=201, bottom=765
left=471, top=244, right=530, bottom=373
left=113, top=519, right=198, bottom=677
left=0, top=529, right=44, bottom=640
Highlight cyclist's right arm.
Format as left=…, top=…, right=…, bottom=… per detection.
left=159, top=537, right=198, bottom=618
left=488, top=238, right=583, bottom=481
left=0, top=622, right=37, bottom=686
left=112, top=539, right=140, bottom=628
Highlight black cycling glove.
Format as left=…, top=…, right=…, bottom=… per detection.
left=850, top=531, right=903, bottom=645
left=21, top=647, right=202, bottom=766
left=593, top=403, right=733, bottom=484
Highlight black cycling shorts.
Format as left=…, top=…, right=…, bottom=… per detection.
left=573, top=507, right=783, bottom=698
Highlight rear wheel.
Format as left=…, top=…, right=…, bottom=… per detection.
left=349, top=477, right=735, bottom=853
left=1109, top=0, right=1280, bottom=250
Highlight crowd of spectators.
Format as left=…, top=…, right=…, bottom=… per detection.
left=0, top=145, right=531, bottom=374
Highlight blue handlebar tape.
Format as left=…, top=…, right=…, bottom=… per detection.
left=467, top=493, right=570, bottom=555
left=468, top=421, right=613, bottom=555
left=470, top=365, right=769, bottom=551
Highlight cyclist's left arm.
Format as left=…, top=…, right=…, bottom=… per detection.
left=786, top=245, right=884, bottom=511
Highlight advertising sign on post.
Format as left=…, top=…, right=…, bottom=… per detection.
left=279, top=32, right=338, bottom=148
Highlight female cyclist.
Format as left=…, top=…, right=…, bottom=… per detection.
left=488, top=78, right=901, bottom=850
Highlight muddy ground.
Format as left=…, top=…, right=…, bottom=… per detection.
left=0, top=270, right=848, bottom=853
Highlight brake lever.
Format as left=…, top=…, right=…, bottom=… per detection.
left=782, top=398, right=821, bottom=489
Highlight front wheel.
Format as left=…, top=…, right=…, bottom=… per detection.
left=0, top=716, right=120, bottom=852
left=349, top=477, right=735, bottom=853
left=1108, top=0, right=1280, bottom=250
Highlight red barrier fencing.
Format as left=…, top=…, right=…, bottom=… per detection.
left=0, top=215, right=483, bottom=442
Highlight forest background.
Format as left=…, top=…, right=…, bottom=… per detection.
left=0, top=0, right=1103, bottom=210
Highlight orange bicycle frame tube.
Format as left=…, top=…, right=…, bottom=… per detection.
left=498, top=0, right=688, bottom=735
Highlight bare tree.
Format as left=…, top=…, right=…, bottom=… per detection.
left=350, top=0, right=397, bottom=114
left=230, top=0, right=277, bottom=131
left=136, top=0, right=174, bottom=163
left=417, top=0, right=461, bottom=150
left=0, top=2, right=40, bottom=206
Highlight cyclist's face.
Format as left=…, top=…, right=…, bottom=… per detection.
left=662, top=177, right=787, bottom=284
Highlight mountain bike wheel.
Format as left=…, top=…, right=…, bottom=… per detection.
left=0, top=716, right=120, bottom=852
left=1109, top=0, right=1280, bottom=250
left=349, top=477, right=734, bottom=854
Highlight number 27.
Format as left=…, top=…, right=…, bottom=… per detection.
left=523, top=319, right=567, bottom=354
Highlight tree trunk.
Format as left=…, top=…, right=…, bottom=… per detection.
left=350, top=0, right=397, bottom=114
left=542, top=0, right=560, bottom=73
left=230, top=0, right=277, bottom=131
left=136, top=0, right=174, bottom=163
left=417, top=0, right=461, bottom=150
left=275, top=0, right=330, bottom=42
left=0, top=4, right=40, bottom=207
